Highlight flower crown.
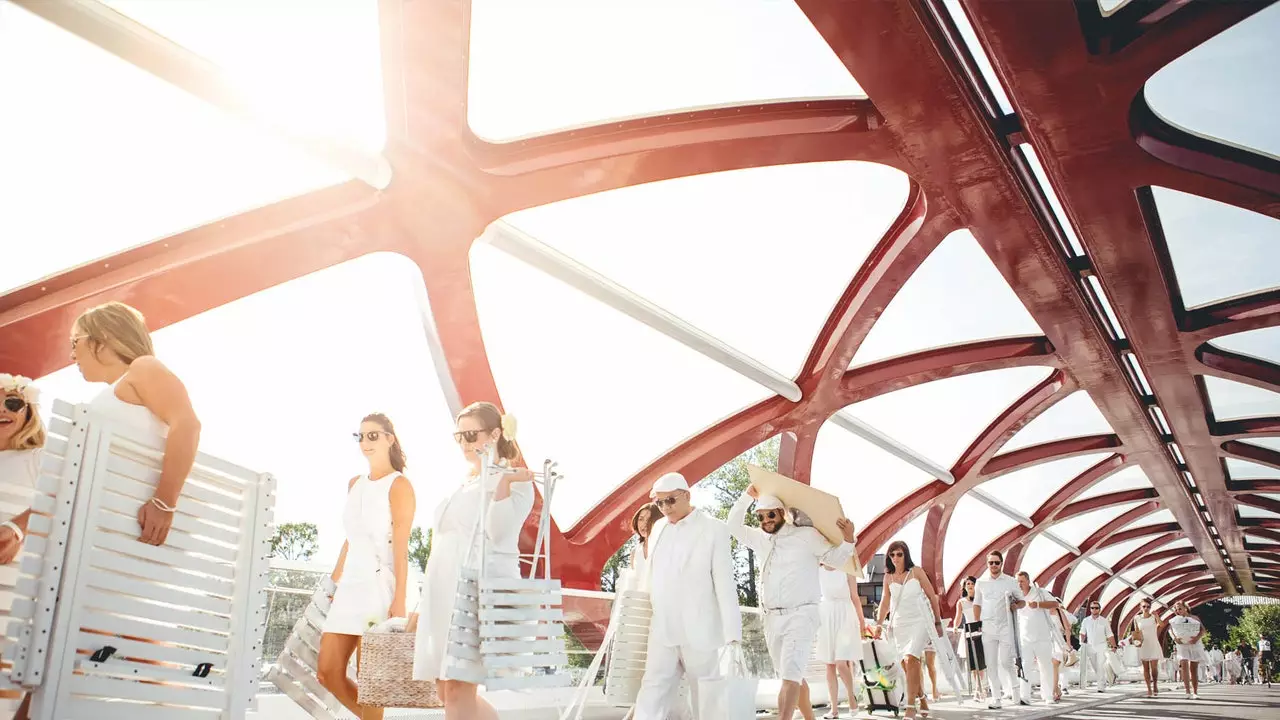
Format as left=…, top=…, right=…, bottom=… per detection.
left=0, top=374, right=39, bottom=406
left=500, top=414, right=518, bottom=442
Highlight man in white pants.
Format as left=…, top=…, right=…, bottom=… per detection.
left=972, top=550, right=1026, bottom=709
left=1078, top=600, right=1114, bottom=692
left=1015, top=571, right=1059, bottom=705
left=726, top=486, right=857, bottom=720
left=635, top=472, right=742, bottom=719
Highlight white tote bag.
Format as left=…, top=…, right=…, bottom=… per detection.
left=697, top=644, right=757, bottom=720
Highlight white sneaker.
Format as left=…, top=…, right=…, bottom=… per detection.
left=1192, top=693, right=1200, bottom=700
left=1185, top=693, right=1192, bottom=699
left=987, top=699, right=1002, bottom=709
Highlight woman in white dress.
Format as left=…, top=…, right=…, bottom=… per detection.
left=0, top=374, right=45, bottom=714
left=407, top=401, right=535, bottom=720
left=625, top=502, right=660, bottom=592
left=874, top=541, right=942, bottom=720
left=818, top=562, right=863, bottom=719
left=1167, top=600, right=1204, bottom=699
left=69, top=302, right=201, bottom=545
left=318, top=413, right=416, bottom=720
left=1130, top=598, right=1164, bottom=697
left=951, top=576, right=986, bottom=701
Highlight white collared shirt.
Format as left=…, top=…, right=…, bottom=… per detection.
left=973, top=572, right=1022, bottom=625
left=1016, top=584, right=1057, bottom=644
left=649, top=511, right=699, bottom=644
left=1080, top=614, right=1112, bottom=647
left=727, top=493, right=855, bottom=610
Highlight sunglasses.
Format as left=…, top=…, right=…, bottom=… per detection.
left=353, top=431, right=392, bottom=442
left=988, top=560, right=1003, bottom=566
left=1091, top=606, right=1101, bottom=610
left=3, top=396, right=26, bottom=413
left=453, top=429, right=493, bottom=444
left=889, top=551, right=905, bottom=557
left=69, top=335, right=89, bottom=353
left=655, top=495, right=685, bottom=508
left=756, top=510, right=781, bottom=521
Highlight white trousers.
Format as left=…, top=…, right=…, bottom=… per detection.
left=634, top=644, right=719, bottom=719
left=765, top=607, right=820, bottom=682
left=1079, top=645, right=1108, bottom=690
left=1018, top=640, right=1054, bottom=703
left=982, top=623, right=1020, bottom=703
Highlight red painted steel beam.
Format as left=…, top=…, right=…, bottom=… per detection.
left=967, top=0, right=1276, bottom=594
left=1105, top=551, right=1200, bottom=616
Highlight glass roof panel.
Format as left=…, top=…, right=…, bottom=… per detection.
left=940, top=0, right=1013, bottom=115
left=853, top=229, right=1042, bottom=366
left=507, top=162, right=910, bottom=377
left=1051, top=501, right=1143, bottom=546
left=1075, top=465, right=1153, bottom=502
left=1019, top=535, right=1070, bottom=580
left=0, top=3, right=345, bottom=295
left=1099, top=575, right=1128, bottom=609
left=845, top=367, right=1054, bottom=470
left=1203, top=376, right=1280, bottom=421
left=979, top=452, right=1113, bottom=517
left=1118, top=508, right=1175, bottom=533
left=873, top=513, right=928, bottom=560
left=1240, top=437, right=1280, bottom=454
left=811, top=422, right=934, bottom=537
left=1240, top=504, right=1280, bottom=520
left=1226, top=458, right=1280, bottom=480
left=1090, top=536, right=1159, bottom=571
left=35, top=253, right=454, bottom=565
left=1145, top=2, right=1280, bottom=160
left=1064, top=563, right=1106, bottom=606
left=470, top=242, right=770, bottom=527
left=1001, top=390, right=1113, bottom=453
left=467, top=0, right=865, bottom=141
left=944, top=494, right=1019, bottom=586
left=1151, top=186, right=1280, bottom=309
left=1213, top=326, right=1280, bottom=365
left=101, top=0, right=385, bottom=150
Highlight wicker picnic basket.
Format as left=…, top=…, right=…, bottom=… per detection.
left=357, top=627, right=443, bottom=708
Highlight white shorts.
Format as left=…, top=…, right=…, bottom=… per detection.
left=765, top=606, right=820, bottom=682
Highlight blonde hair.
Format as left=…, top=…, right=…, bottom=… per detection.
left=75, top=301, right=155, bottom=365
left=4, top=398, right=46, bottom=451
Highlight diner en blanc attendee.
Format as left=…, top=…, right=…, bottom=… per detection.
left=972, top=550, right=1025, bottom=709
left=634, top=472, right=740, bottom=719
left=727, top=487, right=857, bottom=720
left=1078, top=600, right=1115, bottom=693
left=1014, top=571, right=1059, bottom=705
left=0, top=374, right=44, bottom=718
left=873, top=541, right=943, bottom=720
left=408, top=402, right=534, bottom=720
left=70, top=301, right=201, bottom=545
left=317, top=413, right=415, bottom=720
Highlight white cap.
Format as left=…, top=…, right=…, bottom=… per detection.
left=650, top=472, right=689, bottom=497
left=755, top=494, right=785, bottom=511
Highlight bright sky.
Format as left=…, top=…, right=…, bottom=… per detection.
left=4, top=1, right=1278, bottom=572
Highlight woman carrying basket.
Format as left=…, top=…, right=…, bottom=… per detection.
left=407, top=402, right=535, bottom=719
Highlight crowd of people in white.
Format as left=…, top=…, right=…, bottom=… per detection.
left=1, top=300, right=1268, bottom=720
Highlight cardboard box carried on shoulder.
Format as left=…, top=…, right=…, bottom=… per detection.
left=746, top=464, right=863, bottom=579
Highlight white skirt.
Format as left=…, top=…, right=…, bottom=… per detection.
left=324, top=567, right=394, bottom=635
left=1174, top=640, right=1206, bottom=662
left=816, top=599, right=862, bottom=663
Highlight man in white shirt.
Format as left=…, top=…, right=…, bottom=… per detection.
left=972, top=550, right=1026, bottom=709
left=1077, top=600, right=1114, bottom=692
left=1208, top=646, right=1225, bottom=683
left=635, top=472, right=742, bottom=720
left=1015, top=571, right=1059, bottom=705
left=726, top=486, right=857, bottom=720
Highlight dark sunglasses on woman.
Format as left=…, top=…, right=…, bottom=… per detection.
left=453, top=429, right=496, bottom=444
left=353, top=431, right=392, bottom=442
left=3, top=396, right=26, bottom=413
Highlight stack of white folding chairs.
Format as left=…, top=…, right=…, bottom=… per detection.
left=0, top=399, right=275, bottom=720
left=442, top=452, right=573, bottom=692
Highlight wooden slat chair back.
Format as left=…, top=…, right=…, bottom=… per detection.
left=603, top=590, right=650, bottom=707
left=264, top=578, right=358, bottom=720
left=1, top=401, right=86, bottom=693
left=29, top=402, right=275, bottom=720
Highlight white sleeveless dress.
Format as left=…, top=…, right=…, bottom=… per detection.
left=956, top=598, right=975, bottom=660
left=817, top=566, right=862, bottom=663
left=1136, top=615, right=1163, bottom=661
left=889, top=576, right=931, bottom=659
left=0, top=449, right=41, bottom=618
left=90, top=377, right=168, bottom=438
left=412, top=467, right=535, bottom=681
left=324, top=472, right=401, bottom=635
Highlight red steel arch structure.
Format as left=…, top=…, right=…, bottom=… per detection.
left=2, top=0, right=1278, bottom=632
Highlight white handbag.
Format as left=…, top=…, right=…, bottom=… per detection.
left=697, top=644, right=758, bottom=720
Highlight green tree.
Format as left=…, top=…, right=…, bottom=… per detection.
left=702, top=436, right=781, bottom=608
left=600, top=535, right=638, bottom=593
left=268, top=522, right=319, bottom=561
left=1227, top=604, right=1280, bottom=652
left=409, top=527, right=433, bottom=572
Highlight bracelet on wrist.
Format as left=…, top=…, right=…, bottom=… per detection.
left=2, top=520, right=25, bottom=543
left=149, top=497, right=177, bottom=513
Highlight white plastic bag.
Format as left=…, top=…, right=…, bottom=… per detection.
left=698, top=644, right=757, bottom=719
